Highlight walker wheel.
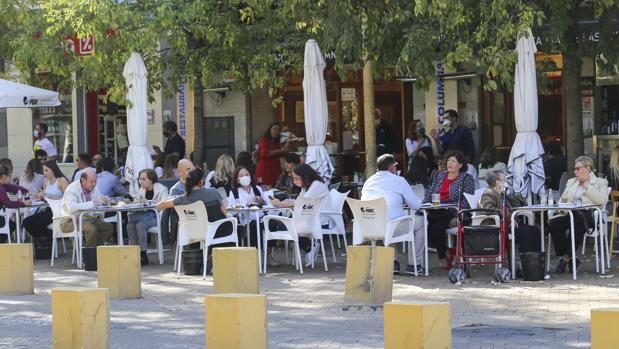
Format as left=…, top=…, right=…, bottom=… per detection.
left=495, top=268, right=511, bottom=283
left=448, top=268, right=465, bottom=284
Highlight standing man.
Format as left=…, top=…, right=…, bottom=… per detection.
left=374, top=108, right=397, bottom=156
left=60, top=168, right=114, bottom=247
left=153, top=121, right=185, bottom=159
left=33, top=123, right=58, bottom=161
left=430, top=109, right=476, bottom=162
left=361, top=154, right=426, bottom=275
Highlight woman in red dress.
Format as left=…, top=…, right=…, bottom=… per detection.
left=256, top=122, right=290, bottom=187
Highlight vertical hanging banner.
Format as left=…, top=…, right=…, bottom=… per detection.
left=424, top=62, right=458, bottom=136
left=178, top=83, right=186, bottom=137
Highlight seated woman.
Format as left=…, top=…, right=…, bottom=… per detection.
left=480, top=170, right=541, bottom=254
left=209, top=154, right=235, bottom=195
left=126, top=169, right=169, bottom=265
left=423, top=150, right=475, bottom=269
left=0, top=164, right=33, bottom=241
left=271, top=164, right=329, bottom=266
left=157, top=168, right=234, bottom=271
left=19, top=158, right=45, bottom=193
left=549, top=155, right=608, bottom=273
left=478, top=146, right=507, bottom=180
left=23, top=161, right=70, bottom=239
left=228, top=166, right=281, bottom=265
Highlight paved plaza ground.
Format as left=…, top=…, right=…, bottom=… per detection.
left=2, top=247, right=619, bottom=348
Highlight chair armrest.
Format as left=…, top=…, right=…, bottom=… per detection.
left=207, top=217, right=238, bottom=228
left=388, top=215, right=414, bottom=225
left=263, top=214, right=293, bottom=224
left=320, top=211, right=343, bottom=216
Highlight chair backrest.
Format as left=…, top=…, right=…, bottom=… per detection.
left=479, top=180, right=489, bottom=189
left=292, top=195, right=327, bottom=239
left=216, top=187, right=229, bottom=207
left=174, top=201, right=209, bottom=246
left=329, top=182, right=341, bottom=191
left=474, top=188, right=485, bottom=196
left=46, top=197, right=63, bottom=218
left=411, top=184, right=425, bottom=201
left=159, top=178, right=177, bottom=190
left=324, top=189, right=349, bottom=212
left=558, top=171, right=568, bottom=195
left=464, top=192, right=481, bottom=210
left=345, top=197, right=389, bottom=245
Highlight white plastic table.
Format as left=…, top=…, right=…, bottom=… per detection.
left=510, top=203, right=603, bottom=280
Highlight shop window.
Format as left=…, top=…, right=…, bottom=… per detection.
left=35, top=94, right=74, bottom=163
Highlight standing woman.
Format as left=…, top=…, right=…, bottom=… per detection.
left=423, top=150, right=475, bottom=269
left=23, top=161, right=69, bottom=238
left=126, top=169, right=168, bottom=265
left=255, top=122, right=290, bottom=187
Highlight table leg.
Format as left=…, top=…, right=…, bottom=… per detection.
left=569, top=211, right=577, bottom=280
left=598, top=209, right=605, bottom=274
left=256, top=211, right=262, bottom=274
left=15, top=208, right=21, bottom=243
left=79, top=213, right=85, bottom=268
left=511, top=212, right=517, bottom=279
left=423, top=211, right=428, bottom=277
left=116, top=211, right=124, bottom=246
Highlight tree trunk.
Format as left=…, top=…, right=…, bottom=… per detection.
left=363, top=60, right=376, bottom=177
left=193, top=78, right=204, bottom=164
left=562, top=49, right=583, bottom=174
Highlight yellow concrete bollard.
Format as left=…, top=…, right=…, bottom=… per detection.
left=384, top=302, right=452, bottom=349
left=52, top=287, right=110, bottom=349
left=591, top=308, right=619, bottom=348
left=345, top=245, right=394, bottom=306
left=213, top=247, right=259, bottom=294
left=0, top=243, right=34, bottom=294
left=204, top=293, right=267, bottom=349
left=97, top=245, right=141, bottom=299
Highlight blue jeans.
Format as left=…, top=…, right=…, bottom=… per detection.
left=127, top=211, right=158, bottom=251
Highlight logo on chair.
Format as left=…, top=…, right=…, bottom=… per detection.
left=183, top=209, right=196, bottom=215
left=302, top=204, right=314, bottom=210
left=360, top=207, right=375, bottom=214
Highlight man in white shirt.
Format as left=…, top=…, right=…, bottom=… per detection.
left=60, top=168, right=114, bottom=247
left=361, top=154, right=426, bottom=275
left=33, top=123, right=58, bottom=161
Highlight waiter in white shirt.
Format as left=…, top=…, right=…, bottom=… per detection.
left=33, top=123, right=58, bottom=161
left=60, top=168, right=114, bottom=247
left=361, top=154, right=426, bottom=275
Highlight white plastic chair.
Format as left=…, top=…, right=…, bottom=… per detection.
left=581, top=187, right=611, bottom=273
left=346, top=197, right=419, bottom=275
left=174, top=201, right=238, bottom=278
left=328, top=182, right=341, bottom=191
left=321, top=189, right=350, bottom=262
left=146, top=209, right=165, bottom=265
left=46, top=198, right=82, bottom=268
left=0, top=209, right=11, bottom=243
left=263, top=195, right=328, bottom=274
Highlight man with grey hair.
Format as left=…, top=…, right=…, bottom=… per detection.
left=162, top=159, right=195, bottom=245
left=361, top=154, right=426, bottom=275
left=60, top=168, right=114, bottom=247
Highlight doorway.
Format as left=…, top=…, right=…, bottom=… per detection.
left=204, top=117, right=235, bottom=168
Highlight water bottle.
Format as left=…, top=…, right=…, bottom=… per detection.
left=548, top=189, right=554, bottom=205
left=17, top=189, right=23, bottom=203
left=539, top=187, right=547, bottom=206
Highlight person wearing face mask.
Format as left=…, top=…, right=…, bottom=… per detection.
left=33, top=123, right=58, bottom=161
left=375, top=108, right=397, bottom=156
left=429, top=109, right=476, bottom=161
left=405, top=119, right=433, bottom=185
left=153, top=121, right=185, bottom=160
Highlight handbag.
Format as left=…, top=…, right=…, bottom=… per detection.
left=462, top=225, right=500, bottom=256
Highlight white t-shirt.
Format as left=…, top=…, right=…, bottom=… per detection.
left=361, top=171, right=421, bottom=220
left=405, top=137, right=431, bottom=157
left=34, top=137, right=58, bottom=158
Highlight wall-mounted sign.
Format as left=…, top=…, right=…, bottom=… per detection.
left=341, top=88, right=356, bottom=102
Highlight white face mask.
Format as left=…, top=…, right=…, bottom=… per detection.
left=374, top=118, right=381, bottom=126
left=33, top=130, right=40, bottom=138
left=239, top=176, right=251, bottom=186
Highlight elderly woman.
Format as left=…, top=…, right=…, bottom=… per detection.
left=423, top=150, right=475, bottom=269
left=549, top=156, right=608, bottom=273
left=480, top=170, right=541, bottom=254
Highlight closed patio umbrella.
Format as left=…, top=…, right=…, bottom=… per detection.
left=0, top=78, right=60, bottom=108
left=507, top=28, right=546, bottom=199
left=123, top=52, right=153, bottom=195
left=303, top=39, right=334, bottom=182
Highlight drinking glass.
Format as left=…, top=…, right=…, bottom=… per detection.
left=432, top=193, right=440, bottom=207
left=539, top=193, right=548, bottom=206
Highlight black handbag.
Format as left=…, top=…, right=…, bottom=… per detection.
left=462, top=225, right=500, bottom=256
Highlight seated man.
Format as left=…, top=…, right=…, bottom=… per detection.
left=161, top=159, right=195, bottom=244
left=96, top=158, right=127, bottom=198
left=361, top=154, right=426, bottom=275
left=275, top=153, right=301, bottom=197
left=60, top=168, right=114, bottom=247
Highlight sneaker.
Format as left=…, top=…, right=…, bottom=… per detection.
left=555, top=258, right=567, bottom=273
left=405, top=264, right=430, bottom=276
left=305, top=243, right=320, bottom=267
left=393, top=260, right=401, bottom=274
left=140, top=251, right=149, bottom=266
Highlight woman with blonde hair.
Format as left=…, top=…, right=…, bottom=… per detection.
left=608, top=145, right=619, bottom=191
left=209, top=154, right=235, bottom=195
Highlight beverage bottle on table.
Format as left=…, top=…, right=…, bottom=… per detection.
left=539, top=187, right=547, bottom=205
left=17, top=189, right=23, bottom=203
left=548, top=189, right=554, bottom=205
